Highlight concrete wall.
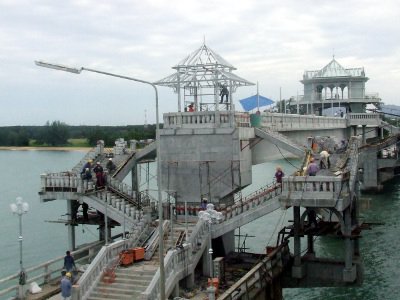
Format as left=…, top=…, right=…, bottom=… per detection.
left=159, top=127, right=254, bottom=205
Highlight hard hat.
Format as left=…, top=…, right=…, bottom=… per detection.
left=66, top=272, right=72, bottom=278
left=88, top=159, right=93, bottom=163
left=109, top=158, right=112, bottom=161
left=96, top=162, right=100, bottom=164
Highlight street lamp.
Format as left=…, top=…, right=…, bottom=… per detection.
left=10, top=196, right=29, bottom=300
left=35, top=60, right=166, bottom=300
left=198, top=204, right=223, bottom=300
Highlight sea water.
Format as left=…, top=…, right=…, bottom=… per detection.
left=0, top=150, right=399, bottom=299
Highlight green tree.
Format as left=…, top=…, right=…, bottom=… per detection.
left=40, top=121, right=70, bottom=146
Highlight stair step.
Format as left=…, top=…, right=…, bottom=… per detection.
left=91, top=287, right=143, bottom=297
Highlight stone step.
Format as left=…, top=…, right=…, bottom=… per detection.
left=88, top=290, right=141, bottom=300
left=90, top=286, right=143, bottom=297
left=98, top=279, right=150, bottom=288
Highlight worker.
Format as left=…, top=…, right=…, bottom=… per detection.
left=320, top=150, right=331, bottom=169
left=63, top=251, right=76, bottom=272
left=106, top=158, right=116, bottom=174
left=93, top=162, right=105, bottom=188
left=306, top=157, right=319, bottom=176
left=188, top=103, right=195, bottom=112
left=201, top=198, right=208, bottom=210
left=275, top=166, right=284, bottom=184
left=220, top=84, right=229, bottom=103
left=60, top=272, right=72, bottom=300
left=81, top=159, right=92, bottom=180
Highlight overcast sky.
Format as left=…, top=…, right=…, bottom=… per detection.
left=1, top=0, right=399, bottom=126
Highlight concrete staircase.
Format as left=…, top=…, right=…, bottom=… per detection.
left=87, top=263, right=157, bottom=300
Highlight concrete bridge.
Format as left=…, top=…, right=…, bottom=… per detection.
left=2, top=109, right=397, bottom=300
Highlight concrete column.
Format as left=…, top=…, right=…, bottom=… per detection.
left=307, top=234, right=314, bottom=257
left=202, top=243, right=212, bottom=277
left=131, top=161, right=139, bottom=203
left=343, top=207, right=356, bottom=282
left=184, top=272, right=195, bottom=289
left=67, top=201, right=76, bottom=250
left=362, top=125, right=366, bottom=145
left=172, top=282, right=180, bottom=298
left=293, top=206, right=301, bottom=266
left=221, top=230, right=235, bottom=254
left=380, top=127, right=384, bottom=140
left=292, top=206, right=305, bottom=278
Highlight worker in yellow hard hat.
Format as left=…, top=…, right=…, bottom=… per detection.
left=61, top=272, right=72, bottom=299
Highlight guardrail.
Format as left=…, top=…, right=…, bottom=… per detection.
left=163, top=111, right=250, bottom=129
left=0, top=241, right=103, bottom=300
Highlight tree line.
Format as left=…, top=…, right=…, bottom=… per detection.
left=0, top=121, right=157, bottom=147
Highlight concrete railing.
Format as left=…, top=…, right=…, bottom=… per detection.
left=260, top=113, right=347, bottom=131
left=40, top=172, right=87, bottom=194
left=72, top=226, right=148, bottom=300
left=0, top=241, right=102, bottom=300
left=142, top=243, right=192, bottom=300
left=347, top=113, right=381, bottom=126
left=163, top=111, right=250, bottom=129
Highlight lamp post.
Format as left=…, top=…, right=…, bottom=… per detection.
left=10, top=196, right=29, bottom=300
left=35, top=60, right=166, bottom=300
left=198, top=204, right=223, bottom=300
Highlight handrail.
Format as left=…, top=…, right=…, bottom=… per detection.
left=0, top=240, right=104, bottom=299
left=72, top=222, right=149, bottom=300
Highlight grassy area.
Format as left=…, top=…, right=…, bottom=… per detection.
left=28, top=138, right=90, bottom=147
left=68, top=138, right=90, bottom=147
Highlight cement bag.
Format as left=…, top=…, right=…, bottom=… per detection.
left=29, top=282, right=42, bottom=294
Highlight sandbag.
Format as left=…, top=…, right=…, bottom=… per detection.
left=29, top=281, right=42, bottom=294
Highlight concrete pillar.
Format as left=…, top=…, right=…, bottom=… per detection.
left=172, top=282, right=180, bottom=298
left=184, top=272, right=195, bottom=289
left=343, top=207, right=356, bottom=282
left=131, top=161, right=139, bottom=202
left=307, top=234, right=314, bottom=257
left=362, top=125, right=366, bottom=145
left=67, top=200, right=76, bottom=250
left=380, top=127, right=384, bottom=140
left=206, top=286, right=216, bottom=300
left=202, top=239, right=212, bottom=277
left=292, top=206, right=305, bottom=278
left=221, top=230, right=235, bottom=254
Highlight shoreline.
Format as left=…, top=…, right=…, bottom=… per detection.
left=0, top=146, right=91, bottom=151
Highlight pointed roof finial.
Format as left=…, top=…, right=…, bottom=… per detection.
left=332, top=48, right=335, bottom=60
left=203, top=35, right=206, bottom=45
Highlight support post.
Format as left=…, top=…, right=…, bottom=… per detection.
left=67, top=201, right=76, bottom=250
left=292, top=206, right=305, bottom=278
